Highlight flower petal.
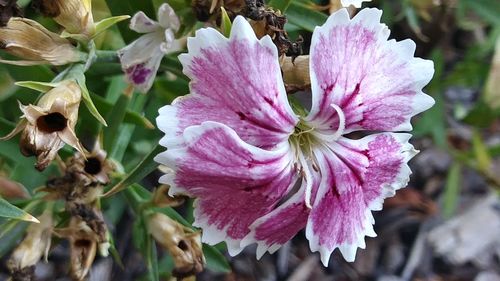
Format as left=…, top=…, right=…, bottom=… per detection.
left=307, top=8, right=434, bottom=135
left=242, top=159, right=321, bottom=259
left=129, top=11, right=160, bottom=33
left=157, top=16, right=298, bottom=149
left=118, top=32, right=165, bottom=93
left=154, top=122, right=297, bottom=255
left=306, top=133, right=417, bottom=265
left=157, top=3, right=180, bottom=31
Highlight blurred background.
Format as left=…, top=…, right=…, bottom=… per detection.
left=0, top=0, right=499, bottom=280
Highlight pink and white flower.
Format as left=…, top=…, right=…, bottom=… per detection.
left=118, top=3, right=180, bottom=93
left=155, top=8, right=434, bottom=265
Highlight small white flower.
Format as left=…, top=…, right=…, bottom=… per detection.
left=118, top=4, right=180, bottom=93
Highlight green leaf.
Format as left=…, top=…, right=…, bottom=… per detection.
left=104, top=94, right=131, bottom=152
left=203, top=244, right=231, bottom=273
left=146, top=239, right=160, bottom=281
left=14, top=81, right=59, bottom=92
left=104, top=144, right=163, bottom=197
left=94, top=15, right=131, bottom=38
left=105, top=0, right=156, bottom=43
left=268, top=0, right=293, bottom=12
left=286, top=1, right=327, bottom=32
left=69, top=65, right=108, bottom=126
left=220, top=7, right=232, bottom=37
left=0, top=197, right=39, bottom=223
left=443, top=163, right=462, bottom=218
left=89, top=92, right=154, bottom=129
left=472, top=130, right=492, bottom=173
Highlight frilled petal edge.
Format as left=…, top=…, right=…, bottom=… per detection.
left=306, top=8, right=434, bottom=135
left=157, top=16, right=298, bottom=150
left=306, top=133, right=417, bottom=265
left=154, top=122, right=298, bottom=255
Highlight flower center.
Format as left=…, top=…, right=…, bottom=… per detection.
left=289, top=103, right=346, bottom=208
left=36, top=112, right=67, bottom=133
left=84, top=157, right=102, bottom=175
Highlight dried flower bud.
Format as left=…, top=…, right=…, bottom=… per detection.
left=147, top=213, right=205, bottom=278
left=66, top=141, right=113, bottom=187
left=0, top=17, right=84, bottom=65
left=1, top=80, right=85, bottom=171
left=54, top=214, right=109, bottom=281
left=7, top=210, right=53, bottom=280
left=152, top=185, right=186, bottom=208
left=281, top=55, right=310, bottom=87
left=33, top=0, right=95, bottom=38
left=0, top=176, right=29, bottom=199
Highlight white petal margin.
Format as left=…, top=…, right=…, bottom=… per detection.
left=305, top=133, right=418, bottom=266
left=307, top=8, right=435, bottom=134
left=340, top=0, right=372, bottom=8
left=154, top=121, right=297, bottom=255
left=158, top=15, right=298, bottom=149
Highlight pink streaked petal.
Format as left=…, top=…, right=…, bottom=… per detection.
left=158, top=16, right=298, bottom=149
left=306, top=133, right=417, bottom=265
left=307, top=8, right=434, bottom=135
left=129, top=11, right=160, bottom=33
left=154, top=122, right=298, bottom=254
left=241, top=159, right=321, bottom=258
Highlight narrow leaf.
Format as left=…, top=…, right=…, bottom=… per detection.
left=0, top=197, right=39, bottom=223
left=104, top=145, right=163, bottom=197
left=443, top=163, right=462, bottom=218
left=220, top=7, right=232, bottom=37
left=203, top=244, right=231, bottom=273
left=15, top=81, right=59, bottom=92
left=94, top=15, right=131, bottom=38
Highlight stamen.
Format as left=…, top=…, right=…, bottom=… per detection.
left=298, top=152, right=313, bottom=209
left=312, top=103, right=346, bottom=142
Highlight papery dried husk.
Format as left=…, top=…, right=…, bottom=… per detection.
left=33, top=0, right=95, bottom=37
left=0, top=18, right=83, bottom=65
left=147, top=213, right=205, bottom=278
left=7, top=210, right=53, bottom=279
left=281, top=55, right=310, bottom=88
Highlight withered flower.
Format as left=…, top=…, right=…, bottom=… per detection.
left=152, top=185, right=186, bottom=208
left=147, top=213, right=205, bottom=278
left=1, top=80, right=85, bottom=171
left=33, top=0, right=95, bottom=38
left=7, top=210, right=53, bottom=281
left=66, top=141, right=113, bottom=187
left=0, top=17, right=84, bottom=65
left=54, top=216, right=100, bottom=281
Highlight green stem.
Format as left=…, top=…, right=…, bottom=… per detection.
left=95, top=50, right=120, bottom=64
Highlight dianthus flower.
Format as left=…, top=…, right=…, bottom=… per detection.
left=118, top=3, right=180, bottom=93
left=155, top=8, right=434, bottom=265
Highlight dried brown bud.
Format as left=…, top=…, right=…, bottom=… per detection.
left=7, top=210, right=53, bottom=280
left=1, top=80, right=84, bottom=171
left=66, top=141, right=113, bottom=187
left=152, top=185, right=186, bottom=208
left=147, top=213, right=205, bottom=278
left=33, top=0, right=95, bottom=38
left=281, top=55, right=310, bottom=90
left=0, top=176, right=29, bottom=199
left=54, top=214, right=109, bottom=281
left=0, top=17, right=83, bottom=65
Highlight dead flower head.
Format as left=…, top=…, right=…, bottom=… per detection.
left=33, top=0, right=95, bottom=38
left=54, top=213, right=109, bottom=281
left=7, top=210, right=53, bottom=281
left=1, top=80, right=84, bottom=171
left=0, top=17, right=84, bottom=65
left=147, top=213, right=205, bottom=278
left=66, top=141, right=113, bottom=187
